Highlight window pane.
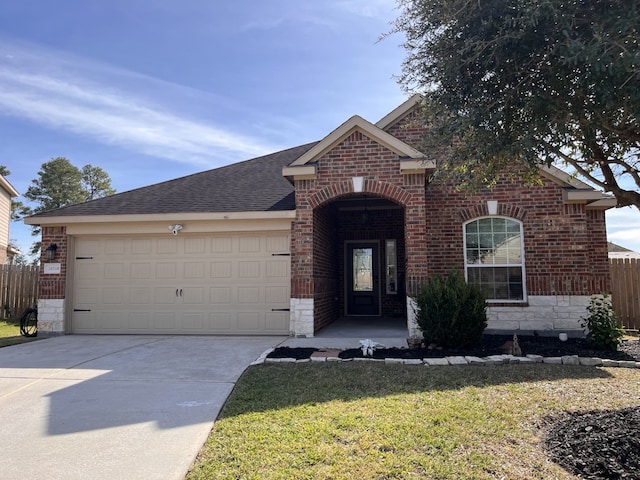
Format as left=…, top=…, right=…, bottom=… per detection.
left=353, top=248, right=373, bottom=292
left=465, top=218, right=525, bottom=301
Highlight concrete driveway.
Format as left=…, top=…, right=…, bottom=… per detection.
left=0, top=335, right=285, bottom=480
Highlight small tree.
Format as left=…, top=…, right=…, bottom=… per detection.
left=22, top=157, right=116, bottom=255
left=415, top=271, right=487, bottom=348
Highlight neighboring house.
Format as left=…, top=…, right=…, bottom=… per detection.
left=25, top=97, right=616, bottom=337
left=608, top=242, right=640, bottom=260
left=0, top=175, right=19, bottom=265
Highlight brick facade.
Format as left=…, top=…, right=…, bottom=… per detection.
left=289, top=105, right=612, bottom=336
left=38, top=226, right=68, bottom=334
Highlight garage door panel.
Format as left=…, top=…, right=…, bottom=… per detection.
left=237, top=312, right=260, bottom=331
left=154, top=287, right=179, bottom=304
left=102, top=288, right=123, bottom=304
left=156, top=263, right=178, bottom=279
left=183, top=288, right=204, bottom=305
left=239, top=261, right=260, bottom=278
left=265, top=286, right=288, bottom=304
left=104, top=263, right=125, bottom=279
left=130, top=287, right=150, bottom=305
left=154, top=313, right=178, bottom=331
left=210, top=287, right=233, bottom=304
left=265, top=312, right=289, bottom=332
left=157, top=238, right=178, bottom=254
left=101, top=312, right=126, bottom=332
left=72, top=234, right=290, bottom=334
left=210, top=261, right=232, bottom=278
left=128, top=313, right=150, bottom=330
left=131, top=263, right=151, bottom=279
left=77, top=263, right=99, bottom=280
left=76, top=287, right=98, bottom=305
left=210, top=237, right=232, bottom=253
left=238, top=287, right=260, bottom=304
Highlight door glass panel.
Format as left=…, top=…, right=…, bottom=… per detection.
left=353, top=248, right=373, bottom=291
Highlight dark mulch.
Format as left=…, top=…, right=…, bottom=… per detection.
left=267, top=335, right=640, bottom=361
left=544, top=407, right=640, bottom=479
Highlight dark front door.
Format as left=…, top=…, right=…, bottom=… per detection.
left=346, top=242, right=380, bottom=316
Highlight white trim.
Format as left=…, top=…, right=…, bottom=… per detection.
left=375, top=94, right=422, bottom=130
left=287, top=115, right=426, bottom=168
left=25, top=210, right=296, bottom=226
left=0, top=175, right=19, bottom=197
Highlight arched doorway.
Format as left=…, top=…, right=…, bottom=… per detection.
left=312, top=195, right=406, bottom=333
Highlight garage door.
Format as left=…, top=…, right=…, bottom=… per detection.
left=71, top=233, right=290, bottom=334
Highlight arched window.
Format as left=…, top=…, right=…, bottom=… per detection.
left=463, top=217, right=526, bottom=301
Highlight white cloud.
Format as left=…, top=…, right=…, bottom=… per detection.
left=0, top=39, right=278, bottom=168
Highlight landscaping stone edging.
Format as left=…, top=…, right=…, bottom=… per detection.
left=256, top=351, right=640, bottom=368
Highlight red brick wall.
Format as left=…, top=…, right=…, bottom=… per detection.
left=291, top=130, right=428, bottom=329
left=312, top=205, right=340, bottom=331
left=39, top=226, right=67, bottom=299
left=425, top=177, right=611, bottom=296
left=383, top=106, right=611, bottom=296
left=291, top=104, right=611, bottom=332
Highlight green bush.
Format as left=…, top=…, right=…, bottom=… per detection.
left=580, top=294, right=625, bottom=351
left=415, top=271, right=487, bottom=348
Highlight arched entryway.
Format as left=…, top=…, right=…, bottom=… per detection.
left=312, top=195, right=406, bottom=333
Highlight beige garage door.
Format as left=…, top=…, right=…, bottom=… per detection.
left=71, top=233, right=291, bottom=334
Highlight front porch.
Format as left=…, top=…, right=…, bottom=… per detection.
left=282, top=316, right=410, bottom=349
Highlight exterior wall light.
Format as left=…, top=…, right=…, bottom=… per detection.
left=168, top=224, right=183, bottom=236
left=45, top=243, right=58, bottom=261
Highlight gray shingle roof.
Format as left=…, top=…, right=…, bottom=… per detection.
left=30, top=142, right=317, bottom=218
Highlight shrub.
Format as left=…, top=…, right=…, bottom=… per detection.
left=580, top=294, right=625, bottom=351
left=415, top=271, right=487, bottom=348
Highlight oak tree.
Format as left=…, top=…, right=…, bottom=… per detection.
left=393, top=0, right=640, bottom=209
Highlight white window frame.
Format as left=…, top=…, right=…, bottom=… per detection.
left=462, top=216, right=527, bottom=303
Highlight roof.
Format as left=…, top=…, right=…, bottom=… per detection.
left=28, top=142, right=317, bottom=219
left=0, top=175, right=19, bottom=197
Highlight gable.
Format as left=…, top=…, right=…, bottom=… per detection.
left=283, top=113, right=435, bottom=181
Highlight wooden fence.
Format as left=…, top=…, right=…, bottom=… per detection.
left=0, top=265, right=39, bottom=320
left=610, top=258, right=640, bottom=331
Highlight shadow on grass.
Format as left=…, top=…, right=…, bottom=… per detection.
left=221, top=362, right=616, bottom=418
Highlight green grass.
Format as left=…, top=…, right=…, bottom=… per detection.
left=187, top=363, right=640, bottom=480
left=0, top=318, right=40, bottom=348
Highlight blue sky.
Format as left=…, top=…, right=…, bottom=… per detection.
left=1, top=0, right=639, bottom=259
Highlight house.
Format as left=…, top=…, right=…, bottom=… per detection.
left=0, top=175, right=20, bottom=265
left=25, top=96, right=616, bottom=337
left=608, top=242, right=640, bottom=260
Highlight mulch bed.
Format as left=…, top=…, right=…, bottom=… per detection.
left=268, top=335, right=640, bottom=361
left=267, top=336, right=640, bottom=478
left=544, top=407, right=640, bottom=479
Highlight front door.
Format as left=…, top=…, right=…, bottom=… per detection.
left=346, top=242, right=380, bottom=316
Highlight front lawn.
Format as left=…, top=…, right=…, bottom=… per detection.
left=0, top=318, right=40, bottom=348
left=187, top=363, right=640, bottom=479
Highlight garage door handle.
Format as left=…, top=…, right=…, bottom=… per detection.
left=74, top=309, right=91, bottom=312
left=180, top=289, right=183, bottom=297
left=176, top=289, right=183, bottom=297
left=271, top=308, right=290, bottom=312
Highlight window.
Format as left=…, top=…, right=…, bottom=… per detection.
left=464, top=217, right=525, bottom=301
left=385, top=239, right=397, bottom=294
